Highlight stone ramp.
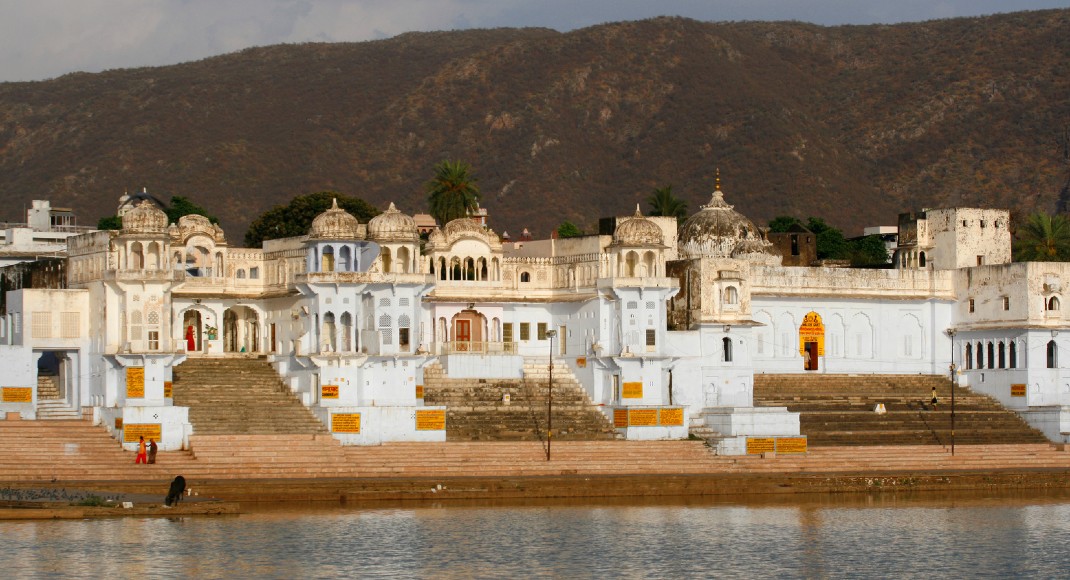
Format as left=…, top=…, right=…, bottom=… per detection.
left=2, top=421, right=1070, bottom=484
left=171, top=356, right=328, bottom=435
left=423, top=360, right=618, bottom=441
left=754, top=374, right=1050, bottom=446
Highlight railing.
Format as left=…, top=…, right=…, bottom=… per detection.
left=434, top=341, right=518, bottom=355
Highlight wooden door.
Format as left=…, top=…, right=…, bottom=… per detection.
left=456, top=319, right=471, bottom=351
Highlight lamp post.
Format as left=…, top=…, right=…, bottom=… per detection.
left=946, top=328, right=957, bottom=456
left=545, top=329, right=557, bottom=461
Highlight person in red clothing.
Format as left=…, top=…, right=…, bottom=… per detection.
left=135, top=436, right=148, bottom=464
left=186, top=325, right=196, bottom=351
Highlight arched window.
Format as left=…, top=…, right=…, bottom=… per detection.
left=1009, top=342, right=1017, bottom=369
left=520, top=272, right=531, bottom=283
left=1049, top=296, right=1061, bottom=311
left=964, top=343, right=973, bottom=369
left=998, top=342, right=1006, bottom=369
left=987, top=342, right=995, bottom=369
left=724, top=286, right=738, bottom=305
left=236, top=269, right=246, bottom=279
left=322, top=247, right=335, bottom=272
left=1047, top=340, right=1058, bottom=368
left=919, top=252, right=926, bottom=268
left=723, top=337, right=733, bottom=362
left=382, top=247, right=392, bottom=273
left=975, top=341, right=983, bottom=368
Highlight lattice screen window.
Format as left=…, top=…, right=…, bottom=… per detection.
left=130, top=310, right=143, bottom=341
left=379, top=298, right=391, bottom=307
left=60, top=312, right=79, bottom=338
left=645, top=301, right=656, bottom=310
left=32, top=312, right=51, bottom=338
left=379, top=314, right=392, bottom=328
left=627, top=301, right=638, bottom=310
left=381, top=328, right=393, bottom=345
left=399, top=298, right=410, bottom=307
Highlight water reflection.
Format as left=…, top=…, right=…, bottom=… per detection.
left=6, top=491, right=1070, bottom=579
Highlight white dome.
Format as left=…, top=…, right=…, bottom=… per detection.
left=367, top=202, right=418, bottom=243
left=309, top=198, right=361, bottom=240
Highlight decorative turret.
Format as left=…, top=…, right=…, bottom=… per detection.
left=309, top=199, right=362, bottom=240
left=121, top=200, right=168, bottom=235
left=367, top=202, right=418, bottom=243
left=678, top=170, right=777, bottom=263
left=613, top=205, right=665, bottom=247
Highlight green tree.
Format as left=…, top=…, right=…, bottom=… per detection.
left=806, top=217, right=849, bottom=260
left=557, top=221, right=583, bottom=238
left=244, top=191, right=379, bottom=248
left=847, top=235, right=891, bottom=266
left=767, top=215, right=803, bottom=233
left=426, top=160, right=480, bottom=226
left=97, top=215, right=122, bottom=230
left=166, top=196, right=218, bottom=225
left=646, top=185, right=688, bottom=223
left=1013, top=212, right=1070, bottom=261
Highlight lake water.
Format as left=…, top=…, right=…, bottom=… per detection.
left=6, top=492, right=1070, bottom=579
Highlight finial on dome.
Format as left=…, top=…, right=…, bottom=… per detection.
left=635, top=203, right=643, bottom=217
left=715, top=168, right=721, bottom=191
left=330, top=198, right=339, bottom=210
left=387, top=202, right=398, bottom=212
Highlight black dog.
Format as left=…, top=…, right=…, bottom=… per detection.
left=165, top=475, right=186, bottom=506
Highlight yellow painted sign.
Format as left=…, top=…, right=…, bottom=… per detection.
left=746, top=437, right=776, bottom=455
left=123, top=423, right=162, bottom=443
left=415, top=385, right=424, bottom=399
left=613, top=409, right=629, bottom=428
left=1011, top=384, right=1026, bottom=397
left=126, top=367, right=145, bottom=398
left=416, top=409, right=446, bottom=431
left=622, top=381, right=643, bottom=399
left=576, top=357, right=587, bottom=368
left=629, top=408, right=658, bottom=427
left=321, top=384, right=339, bottom=399
left=660, top=407, right=684, bottom=426
left=164, top=381, right=172, bottom=398
left=331, top=413, right=361, bottom=433
left=2, top=387, right=32, bottom=403
left=798, top=311, right=826, bottom=356
left=776, top=437, right=808, bottom=454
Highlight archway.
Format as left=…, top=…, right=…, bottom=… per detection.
left=451, top=309, right=487, bottom=352
left=799, top=311, right=825, bottom=370
left=182, top=309, right=204, bottom=353
left=223, top=306, right=260, bottom=353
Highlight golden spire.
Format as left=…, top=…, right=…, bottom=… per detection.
left=715, top=168, right=721, bottom=191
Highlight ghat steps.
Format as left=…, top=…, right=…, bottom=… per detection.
left=2, top=420, right=1070, bottom=484
left=171, top=356, right=328, bottom=436
left=34, top=375, right=81, bottom=420
left=422, top=359, right=618, bottom=441
left=754, top=374, right=1049, bottom=446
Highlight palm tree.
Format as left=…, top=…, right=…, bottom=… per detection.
left=647, top=185, right=688, bottom=223
left=426, top=160, right=480, bottom=226
left=1014, top=212, right=1070, bottom=261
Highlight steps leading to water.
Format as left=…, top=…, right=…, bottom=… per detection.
left=423, top=359, right=618, bottom=441
left=754, top=374, right=1049, bottom=446
left=171, top=357, right=328, bottom=436
left=35, top=375, right=81, bottom=420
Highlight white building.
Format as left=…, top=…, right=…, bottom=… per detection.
left=1, top=183, right=1068, bottom=453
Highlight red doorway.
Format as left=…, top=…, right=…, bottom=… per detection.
left=804, top=341, right=819, bottom=371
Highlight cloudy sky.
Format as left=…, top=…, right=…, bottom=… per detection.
left=1, top=0, right=1067, bottom=83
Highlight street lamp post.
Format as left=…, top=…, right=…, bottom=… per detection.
left=946, top=328, right=957, bottom=456
left=545, top=329, right=557, bottom=461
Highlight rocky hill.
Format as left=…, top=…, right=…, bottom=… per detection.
left=1, top=11, right=1069, bottom=241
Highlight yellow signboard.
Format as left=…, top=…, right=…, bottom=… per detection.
left=746, top=437, right=776, bottom=455
left=629, top=408, right=658, bottom=427
left=123, top=423, right=162, bottom=443
left=1011, top=384, right=1026, bottom=397
left=776, top=437, right=808, bottom=454
left=164, top=381, right=172, bottom=398
left=332, top=413, right=361, bottom=433
left=613, top=409, right=629, bottom=428
left=416, top=409, right=446, bottom=431
left=2, top=387, right=32, bottom=403
left=798, top=311, right=826, bottom=356
left=126, top=367, right=145, bottom=398
left=415, top=385, right=424, bottom=399
left=622, top=382, right=643, bottom=399
left=660, top=407, right=684, bottom=426
left=321, top=384, right=339, bottom=399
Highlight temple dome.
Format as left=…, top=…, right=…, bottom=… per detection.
left=613, top=206, right=664, bottom=246
left=309, top=198, right=361, bottom=240
left=678, top=175, right=773, bottom=261
left=367, top=202, right=418, bottom=243
left=121, top=200, right=168, bottom=234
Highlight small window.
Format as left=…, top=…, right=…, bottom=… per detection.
left=646, top=329, right=656, bottom=352
left=537, top=322, right=547, bottom=341
left=520, top=323, right=530, bottom=341
left=236, top=269, right=246, bottom=279
left=249, top=267, right=259, bottom=279
left=1048, top=340, right=1058, bottom=368
left=1049, top=296, right=1061, bottom=311
left=968, top=299, right=975, bottom=313
left=980, top=220, right=986, bottom=228
left=977, top=255, right=984, bottom=266
left=148, top=331, right=159, bottom=351
left=965, top=343, right=973, bottom=369
left=502, top=323, right=513, bottom=343
left=399, top=328, right=410, bottom=351
left=962, top=220, right=968, bottom=227
left=722, top=336, right=733, bottom=362
left=1003, top=297, right=1010, bottom=311
left=987, top=342, right=995, bottom=369
left=1010, top=342, right=1017, bottom=368
left=520, top=272, right=531, bottom=283
left=724, top=286, right=738, bottom=305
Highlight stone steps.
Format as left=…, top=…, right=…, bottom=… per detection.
left=754, top=374, right=1049, bottom=446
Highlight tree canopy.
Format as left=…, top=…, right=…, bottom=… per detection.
left=243, top=191, right=379, bottom=248
left=1013, top=212, right=1070, bottom=261
left=646, top=185, right=688, bottom=223
left=767, top=215, right=802, bottom=233
left=556, top=221, right=583, bottom=238
left=426, top=160, right=480, bottom=226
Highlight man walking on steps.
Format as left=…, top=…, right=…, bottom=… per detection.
left=930, top=386, right=938, bottom=410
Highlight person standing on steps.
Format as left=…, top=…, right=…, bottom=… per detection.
left=186, top=325, right=196, bottom=352
left=930, top=386, right=938, bottom=410
left=135, top=436, right=148, bottom=464
left=148, top=438, right=158, bottom=464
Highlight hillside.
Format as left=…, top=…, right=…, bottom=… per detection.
left=1, top=11, right=1069, bottom=241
